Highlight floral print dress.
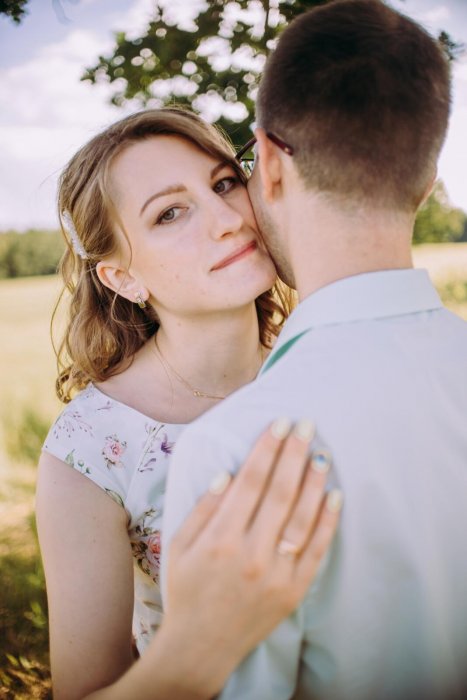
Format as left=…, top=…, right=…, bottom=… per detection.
left=43, top=383, right=185, bottom=654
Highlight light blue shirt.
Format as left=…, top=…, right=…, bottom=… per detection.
left=162, top=269, right=467, bottom=700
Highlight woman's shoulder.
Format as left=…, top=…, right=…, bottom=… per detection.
left=45, top=382, right=143, bottom=445
left=42, top=384, right=184, bottom=509
left=45, top=383, right=106, bottom=443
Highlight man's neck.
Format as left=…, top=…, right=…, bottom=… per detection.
left=295, top=248, right=414, bottom=301
left=286, top=195, right=415, bottom=301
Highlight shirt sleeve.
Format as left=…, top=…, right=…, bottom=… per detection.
left=161, top=423, right=303, bottom=699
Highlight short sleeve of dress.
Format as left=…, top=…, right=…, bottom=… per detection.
left=43, top=384, right=142, bottom=512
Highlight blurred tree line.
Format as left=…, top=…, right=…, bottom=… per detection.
left=414, top=182, right=467, bottom=245
left=0, top=230, right=64, bottom=279
left=0, top=183, right=465, bottom=280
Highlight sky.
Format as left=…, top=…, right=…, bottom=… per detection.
left=0, top=0, right=466, bottom=231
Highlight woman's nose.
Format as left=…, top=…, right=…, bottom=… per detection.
left=207, top=192, right=244, bottom=240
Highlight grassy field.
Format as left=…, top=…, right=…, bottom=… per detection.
left=0, top=276, right=62, bottom=699
left=0, top=243, right=466, bottom=697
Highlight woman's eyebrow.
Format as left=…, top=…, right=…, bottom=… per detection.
left=210, top=161, right=230, bottom=179
left=139, top=161, right=231, bottom=218
left=139, top=184, right=186, bottom=217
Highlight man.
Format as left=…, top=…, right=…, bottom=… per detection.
left=162, top=1, right=467, bottom=698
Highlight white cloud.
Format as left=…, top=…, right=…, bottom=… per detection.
left=109, top=0, right=208, bottom=39
left=0, top=26, right=136, bottom=229
left=438, top=104, right=467, bottom=211
left=78, top=0, right=103, bottom=6
left=454, top=57, right=467, bottom=104
left=108, top=0, right=155, bottom=39
left=420, top=5, right=451, bottom=25
left=0, top=29, right=118, bottom=129
left=0, top=122, right=109, bottom=229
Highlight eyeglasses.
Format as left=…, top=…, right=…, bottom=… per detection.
left=235, top=132, right=294, bottom=176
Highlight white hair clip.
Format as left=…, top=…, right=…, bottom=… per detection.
left=62, top=210, right=89, bottom=260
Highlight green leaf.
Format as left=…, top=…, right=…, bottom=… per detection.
left=104, top=488, right=125, bottom=509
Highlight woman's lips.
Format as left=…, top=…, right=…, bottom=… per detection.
left=211, top=241, right=257, bottom=271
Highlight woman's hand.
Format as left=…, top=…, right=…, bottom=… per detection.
left=158, top=418, right=342, bottom=698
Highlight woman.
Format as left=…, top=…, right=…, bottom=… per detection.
left=36, top=107, right=342, bottom=700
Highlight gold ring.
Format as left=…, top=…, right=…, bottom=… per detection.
left=276, top=538, right=301, bottom=558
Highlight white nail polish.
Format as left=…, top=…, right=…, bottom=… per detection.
left=209, top=471, right=232, bottom=495
left=294, top=419, right=315, bottom=442
left=271, top=417, right=292, bottom=439
left=326, top=489, right=344, bottom=513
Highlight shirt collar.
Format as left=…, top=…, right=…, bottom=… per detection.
left=273, top=268, right=442, bottom=355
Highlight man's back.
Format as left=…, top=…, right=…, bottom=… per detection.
left=163, top=270, right=467, bottom=699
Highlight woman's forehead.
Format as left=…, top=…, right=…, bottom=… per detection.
left=115, top=134, right=220, bottom=173
left=109, top=134, right=231, bottom=213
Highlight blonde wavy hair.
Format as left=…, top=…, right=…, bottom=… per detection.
left=54, top=107, right=294, bottom=403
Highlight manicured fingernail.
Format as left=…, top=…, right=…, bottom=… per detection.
left=271, top=417, right=292, bottom=440
left=311, top=448, right=332, bottom=473
left=208, top=471, right=232, bottom=495
left=326, top=489, right=344, bottom=513
left=293, top=419, right=315, bottom=442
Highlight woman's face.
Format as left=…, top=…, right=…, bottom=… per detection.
left=109, top=135, right=276, bottom=320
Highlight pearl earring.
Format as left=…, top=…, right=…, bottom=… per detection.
left=135, top=292, right=146, bottom=309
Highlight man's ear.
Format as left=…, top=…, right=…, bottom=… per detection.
left=96, top=260, right=149, bottom=305
left=254, top=128, right=283, bottom=203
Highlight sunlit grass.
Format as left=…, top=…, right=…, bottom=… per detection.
left=0, top=465, right=51, bottom=698
left=0, top=275, right=61, bottom=698
left=0, top=275, right=63, bottom=428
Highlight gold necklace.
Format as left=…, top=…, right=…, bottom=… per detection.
left=154, top=335, right=226, bottom=400
left=153, top=334, right=264, bottom=401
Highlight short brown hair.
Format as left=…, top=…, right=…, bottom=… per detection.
left=257, top=0, right=451, bottom=211
left=55, top=107, right=293, bottom=402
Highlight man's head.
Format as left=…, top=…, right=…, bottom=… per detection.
left=248, top=0, right=451, bottom=285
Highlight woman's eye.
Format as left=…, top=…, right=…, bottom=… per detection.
left=156, top=207, right=182, bottom=225
left=213, top=176, right=239, bottom=195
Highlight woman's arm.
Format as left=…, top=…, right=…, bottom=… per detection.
left=36, top=454, right=135, bottom=699
left=36, top=420, right=341, bottom=700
